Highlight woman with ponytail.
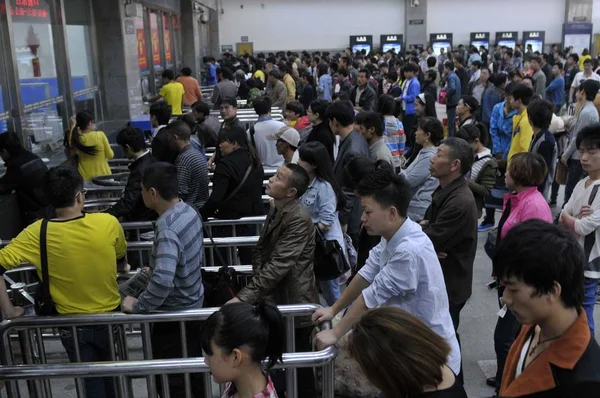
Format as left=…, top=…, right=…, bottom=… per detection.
left=201, top=298, right=284, bottom=398
left=68, top=111, right=113, bottom=181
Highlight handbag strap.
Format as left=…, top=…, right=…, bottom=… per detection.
left=39, top=219, right=50, bottom=294
left=222, top=165, right=253, bottom=207
left=203, top=224, right=228, bottom=267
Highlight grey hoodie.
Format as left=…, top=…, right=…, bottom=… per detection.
left=401, top=146, right=440, bottom=221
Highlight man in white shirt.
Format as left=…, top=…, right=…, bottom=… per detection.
left=312, top=169, right=462, bottom=376
left=569, top=59, right=600, bottom=104
left=560, top=124, right=600, bottom=335
left=248, top=97, right=285, bottom=168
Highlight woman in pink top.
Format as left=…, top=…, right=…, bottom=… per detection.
left=499, top=152, right=553, bottom=239
left=490, top=152, right=553, bottom=393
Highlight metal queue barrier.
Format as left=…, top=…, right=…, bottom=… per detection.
left=0, top=304, right=336, bottom=398
left=3, top=265, right=254, bottom=345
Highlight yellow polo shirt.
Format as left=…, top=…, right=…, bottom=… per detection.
left=159, top=81, right=185, bottom=115
left=507, top=109, right=534, bottom=162
left=0, top=214, right=126, bottom=314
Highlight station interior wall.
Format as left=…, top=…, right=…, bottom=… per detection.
left=218, top=0, right=592, bottom=52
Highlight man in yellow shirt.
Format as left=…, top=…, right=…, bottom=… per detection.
left=150, top=69, right=185, bottom=115
left=507, top=84, right=535, bottom=162
left=0, top=167, right=128, bottom=398
left=282, top=64, right=297, bottom=102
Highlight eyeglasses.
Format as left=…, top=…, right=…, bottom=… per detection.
left=75, top=189, right=88, bottom=198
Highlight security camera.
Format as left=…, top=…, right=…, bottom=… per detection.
left=411, top=0, right=420, bottom=6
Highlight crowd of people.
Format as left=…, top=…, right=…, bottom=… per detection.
left=0, top=41, right=600, bottom=398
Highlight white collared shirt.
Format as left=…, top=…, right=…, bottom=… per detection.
left=358, top=218, right=461, bottom=374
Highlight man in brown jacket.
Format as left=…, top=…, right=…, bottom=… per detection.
left=267, top=70, right=288, bottom=109
left=230, top=163, right=318, bottom=396
left=423, top=137, right=478, bottom=333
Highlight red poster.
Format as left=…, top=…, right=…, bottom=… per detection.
left=164, top=29, right=172, bottom=64
left=137, top=29, right=147, bottom=71
left=151, top=29, right=160, bottom=67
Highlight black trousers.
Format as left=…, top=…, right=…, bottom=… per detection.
left=449, top=301, right=466, bottom=385
left=494, top=287, right=521, bottom=390
left=151, top=321, right=206, bottom=398
left=272, top=325, right=317, bottom=397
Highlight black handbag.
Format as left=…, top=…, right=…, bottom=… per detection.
left=34, top=219, right=57, bottom=315
left=202, top=266, right=241, bottom=307
left=484, top=229, right=497, bottom=260
left=313, top=226, right=350, bottom=281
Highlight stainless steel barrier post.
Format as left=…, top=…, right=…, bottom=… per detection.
left=35, top=327, right=52, bottom=397
left=285, top=316, right=297, bottom=398
left=141, top=322, right=158, bottom=398
left=179, top=320, right=192, bottom=398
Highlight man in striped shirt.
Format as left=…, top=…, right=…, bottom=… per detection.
left=121, top=162, right=205, bottom=397
left=166, top=120, right=209, bottom=212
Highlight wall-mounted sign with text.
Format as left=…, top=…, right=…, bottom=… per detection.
left=429, top=33, right=453, bottom=57
left=523, top=31, right=545, bottom=53
left=349, top=35, right=373, bottom=55
left=380, top=34, right=403, bottom=54
left=495, top=31, right=518, bottom=50
left=470, top=32, right=490, bottom=50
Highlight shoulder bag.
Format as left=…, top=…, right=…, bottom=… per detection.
left=214, top=164, right=253, bottom=217
left=34, top=219, right=57, bottom=315
left=313, top=226, right=350, bottom=281
left=201, top=165, right=253, bottom=307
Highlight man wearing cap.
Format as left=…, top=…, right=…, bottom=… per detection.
left=269, top=126, right=300, bottom=164
left=456, top=95, right=479, bottom=130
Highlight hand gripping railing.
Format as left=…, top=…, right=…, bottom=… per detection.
left=0, top=304, right=337, bottom=398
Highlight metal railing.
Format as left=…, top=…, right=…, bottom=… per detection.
left=83, top=195, right=272, bottom=213
left=121, top=215, right=267, bottom=241
left=0, top=304, right=336, bottom=398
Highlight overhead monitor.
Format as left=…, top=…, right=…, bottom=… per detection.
left=429, top=33, right=453, bottom=57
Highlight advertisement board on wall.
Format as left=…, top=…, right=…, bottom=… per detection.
left=495, top=31, right=518, bottom=50
left=380, top=34, right=403, bottom=54
left=523, top=31, right=545, bottom=53
left=470, top=32, right=490, bottom=51
left=429, top=33, right=453, bottom=57
left=350, top=35, right=373, bottom=55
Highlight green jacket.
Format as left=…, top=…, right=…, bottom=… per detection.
left=468, top=156, right=498, bottom=218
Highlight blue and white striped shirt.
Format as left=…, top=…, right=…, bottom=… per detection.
left=134, top=201, right=204, bottom=312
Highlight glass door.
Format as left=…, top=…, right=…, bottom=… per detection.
left=12, top=0, right=66, bottom=157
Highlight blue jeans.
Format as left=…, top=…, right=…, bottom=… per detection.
left=446, top=106, right=457, bottom=137
left=59, top=326, right=117, bottom=398
left=584, top=278, right=599, bottom=335
left=318, top=279, right=340, bottom=306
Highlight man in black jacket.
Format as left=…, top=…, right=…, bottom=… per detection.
left=423, top=137, right=478, bottom=334
left=453, top=56, right=470, bottom=100
left=0, top=131, right=50, bottom=225
left=105, top=127, right=157, bottom=222
left=328, top=100, right=370, bottom=246
left=348, top=69, right=376, bottom=112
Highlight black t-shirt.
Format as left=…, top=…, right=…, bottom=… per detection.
left=380, top=379, right=468, bottom=398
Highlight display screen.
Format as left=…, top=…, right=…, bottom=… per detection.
left=471, top=40, right=489, bottom=50
left=382, top=43, right=401, bottom=53
left=497, top=40, right=516, bottom=50
left=432, top=42, right=451, bottom=57
left=525, top=39, right=543, bottom=54
left=352, top=44, right=372, bottom=54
